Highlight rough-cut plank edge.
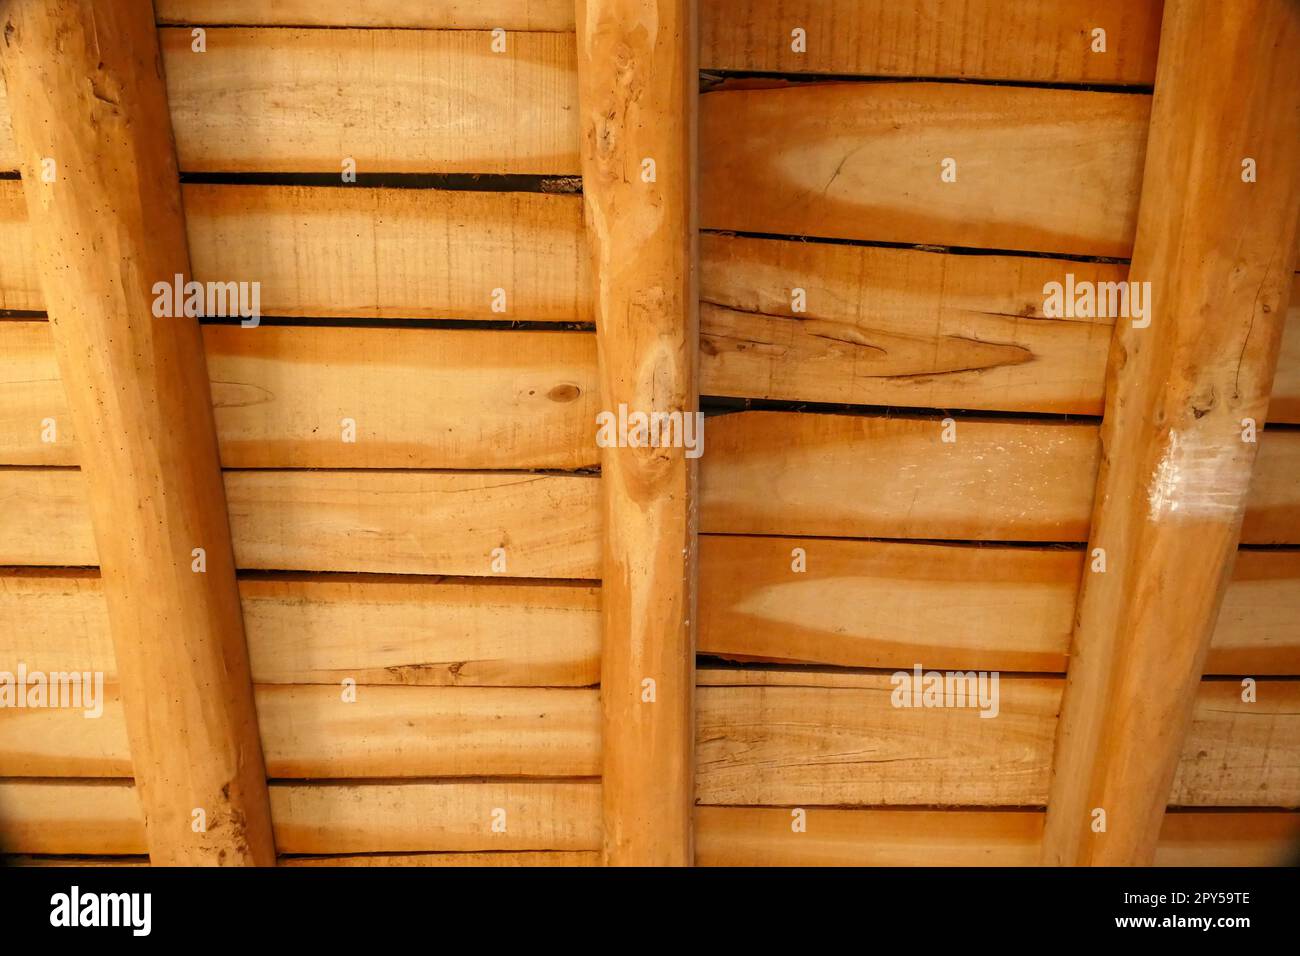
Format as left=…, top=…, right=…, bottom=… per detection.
left=699, top=0, right=1163, bottom=85
left=0, top=570, right=601, bottom=687
left=154, top=0, right=577, bottom=31
left=160, top=28, right=580, bottom=174
left=0, top=320, right=600, bottom=468
left=0, top=468, right=602, bottom=578
left=697, top=537, right=1300, bottom=675
left=695, top=807, right=1300, bottom=867
left=694, top=669, right=1300, bottom=808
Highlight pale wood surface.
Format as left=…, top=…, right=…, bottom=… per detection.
left=701, top=83, right=1148, bottom=258
left=0, top=320, right=599, bottom=468
left=160, top=28, right=578, bottom=173
left=577, top=0, right=697, bottom=865
left=1044, top=0, right=1300, bottom=866
left=700, top=0, right=1163, bottom=84
left=698, top=412, right=1300, bottom=544
left=695, top=670, right=1300, bottom=808
left=695, top=806, right=1300, bottom=867
left=155, top=0, right=577, bottom=30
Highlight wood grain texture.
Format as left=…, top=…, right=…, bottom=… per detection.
left=0, top=781, right=601, bottom=854
left=155, top=0, right=577, bottom=30
left=700, top=233, right=1116, bottom=415
left=700, top=411, right=1100, bottom=542
left=699, top=412, right=1300, bottom=544
left=695, top=670, right=1300, bottom=808
left=0, top=180, right=589, bottom=320
left=183, top=184, right=589, bottom=321
left=161, top=28, right=579, bottom=173
left=282, top=851, right=599, bottom=866
left=270, top=781, right=601, bottom=853
left=695, top=806, right=1300, bottom=867
left=0, top=468, right=601, bottom=577
left=701, top=82, right=1148, bottom=258
left=0, top=76, right=14, bottom=171
left=0, top=179, right=38, bottom=308
left=1045, top=0, right=1300, bottom=866
left=577, top=0, right=697, bottom=865
left=699, top=538, right=1300, bottom=675
left=700, top=0, right=1163, bottom=84
left=0, top=782, right=146, bottom=856
left=0, top=320, right=599, bottom=468
left=0, top=685, right=600, bottom=778
left=0, top=572, right=599, bottom=687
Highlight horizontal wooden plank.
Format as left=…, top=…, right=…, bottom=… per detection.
left=701, top=411, right=1100, bottom=542
left=0, top=781, right=146, bottom=856
left=696, top=670, right=1300, bottom=807
left=0, top=468, right=601, bottom=577
left=0, top=181, right=39, bottom=309
left=1, top=321, right=599, bottom=468
left=701, top=83, right=1147, bottom=258
left=161, top=28, right=578, bottom=174
left=282, top=851, right=598, bottom=866
left=0, top=780, right=601, bottom=854
left=696, top=807, right=1300, bottom=867
left=700, top=537, right=1300, bottom=674
left=700, top=412, right=1300, bottom=544
left=0, top=180, right=590, bottom=321
left=0, top=77, right=13, bottom=172
left=0, top=571, right=599, bottom=687
left=702, top=241, right=1300, bottom=422
left=8, top=780, right=1290, bottom=862
left=700, top=234, right=1116, bottom=415
left=155, top=0, right=576, bottom=30
left=183, top=184, right=588, bottom=321
left=0, top=683, right=599, bottom=779
left=700, top=0, right=1163, bottom=85
left=270, top=781, right=601, bottom=853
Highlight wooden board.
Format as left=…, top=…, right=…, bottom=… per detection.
left=0, top=468, right=601, bottom=577
left=695, top=670, right=1300, bottom=808
left=700, top=0, right=1163, bottom=85
left=270, top=781, right=601, bottom=853
left=0, top=780, right=601, bottom=854
left=0, top=320, right=599, bottom=468
left=700, top=538, right=1300, bottom=675
left=0, top=181, right=39, bottom=309
left=699, top=412, right=1300, bottom=544
left=0, top=77, right=13, bottom=172
left=0, top=781, right=146, bottom=856
left=0, top=684, right=601, bottom=779
left=700, top=234, right=1116, bottom=415
left=702, top=243, right=1300, bottom=423
left=0, top=180, right=589, bottom=321
left=0, top=572, right=599, bottom=687
left=155, top=0, right=577, bottom=30
left=161, top=28, right=579, bottom=174
left=700, top=83, right=1148, bottom=258
left=695, top=806, right=1300, bottom=867
left=700, top=411, right=1100, bottom=542
left=182, top=184, right=588, bottom=321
